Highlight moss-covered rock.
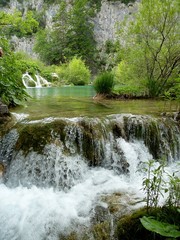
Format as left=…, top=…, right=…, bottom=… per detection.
left=116, top=207, right=180, bottom=240
left=15, top=120, right=67, bottom=155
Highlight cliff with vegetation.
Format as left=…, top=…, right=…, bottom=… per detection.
left=0, top=0, right=138, bottom=56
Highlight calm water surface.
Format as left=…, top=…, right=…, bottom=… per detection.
left=13, top=86, right=178, bottom=119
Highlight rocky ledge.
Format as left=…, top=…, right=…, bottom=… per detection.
left=0, top=101, right=11, bottom=126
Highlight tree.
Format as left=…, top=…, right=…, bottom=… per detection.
left=0, top=10, right=39, bottom=37
left=66, top=0, right=96, bottom=66
left=34, top=0, right=96, bottom=67
left=117, top=0, right=180, bottom=97
left=34, top=1, right=70, bottom=65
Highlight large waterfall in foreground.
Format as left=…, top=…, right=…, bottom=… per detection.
left=0, top=114, right=179, bottom=240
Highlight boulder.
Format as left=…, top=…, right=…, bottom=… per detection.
left=0, top=102, right=9, bottom=116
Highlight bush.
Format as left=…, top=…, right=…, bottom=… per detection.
left=65, top=57, right=90, bottom=86
left=0, top=38, right=28, bottom=106
left=94, top=72, right=114, bottom=94
left=55, top=64, right=68, bottom=86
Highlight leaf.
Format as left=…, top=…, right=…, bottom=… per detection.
left=140, top=216, right=180, bottom=238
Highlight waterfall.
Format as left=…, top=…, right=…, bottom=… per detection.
left=0, top=114, right=179, bottom=240
left=35, top=74, right=51, bottom=87
left=22, top=72, right=51, bottom=88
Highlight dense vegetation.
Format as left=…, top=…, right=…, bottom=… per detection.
left=34, top=0, right=96, bottom=67
left=116, top=0, right=180, bottom=98
left=0, top=38, right=28, bottom=106
left=0, top=0, right=179, bottom=106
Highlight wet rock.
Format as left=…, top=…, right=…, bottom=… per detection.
left=0, top=102, right=9, bottom=116
left=92, top=205, right=110, bottom=223
left=174, top=112, right=180, bottom=122
left=0, top=163, right=5, bottom=177
left=0, top=101, right=10, bottom=125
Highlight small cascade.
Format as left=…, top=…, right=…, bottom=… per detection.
left=22, top=72, right=51, bottom=88
left=35, top=74, right=51, bottom=87
left=0, top=114, right=179, bottom=240
left=22, top=72, right=37, bottom=88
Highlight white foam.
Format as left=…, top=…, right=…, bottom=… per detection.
left=0, top=165, right=145, bottom=240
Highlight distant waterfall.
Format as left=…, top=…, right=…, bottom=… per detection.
left=22, top=72, right=51, bottom=88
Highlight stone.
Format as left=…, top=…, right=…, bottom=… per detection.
left=0, top=102, right=9, bottom=115
left=0, top=163, right=5, bottom=177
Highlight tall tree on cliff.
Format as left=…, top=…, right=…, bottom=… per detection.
left=34, top=0, right=96, bottom=67
left=117, top=0, right=180, bottom=97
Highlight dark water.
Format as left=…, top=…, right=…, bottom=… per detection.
left=13, top=86, right=178, bottom=119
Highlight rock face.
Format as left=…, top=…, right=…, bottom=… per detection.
left=94, top=0, right=139, bottom=45
left=10, top=36, right=37, bottom=58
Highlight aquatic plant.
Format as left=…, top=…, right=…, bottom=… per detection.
left=94, top=72, right=114, bottom=94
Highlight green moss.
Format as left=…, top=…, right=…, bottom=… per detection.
left=92, top=221, right=111, bottom=240
left=0, top=115, right=15, bottom=138
left=15, top=120, right=66, bottom=155
left=59, top=232, right=78, bottom=240
left=81, top=119, right=105, bottom=166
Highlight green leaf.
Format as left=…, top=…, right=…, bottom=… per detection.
left=140, top=216, right=180, bottom=238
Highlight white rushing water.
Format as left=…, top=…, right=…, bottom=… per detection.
left=0, top=139, right=152, bottom=240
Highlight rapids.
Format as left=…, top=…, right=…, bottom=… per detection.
left=0, top=113, right=179, bottom=240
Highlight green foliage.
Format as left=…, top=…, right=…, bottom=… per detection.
left=140, top=216, right=180, bottom=238
left=0, top=0, right=10, bottom=7
left=120, top=0, right=136, bottom=4
left=34, top=0, right=96, bottom=68
left=141, top=159, right=166, bottom=213
left=141, top=159, right=180, bottom=214
left=166, top=171, right=180, bottom=208
left=0, top=10, right=39, bottom=37
left=107, top=0, right=135, bottom=3
left=116, top=207, right=180, bottom=240
left=94, top=72, right=114, bottom=94
left=32, top=10, right=46, bottom=29
left=116, top=0, right=180, bottom=97
left=114, top=85, right=143, bottom=97
left=55, top=64, right=68, bottom=85
left=64, top=57, right=90, bottom=86
left=0, top=38, right=28, bottom=106
left=66, top=0, right=96, bottom=65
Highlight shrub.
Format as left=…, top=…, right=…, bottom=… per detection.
left=94, top=72, right=114, bottom=94
left=66, top=57, right=90, bottom=86
left=54, top=64, right=68, bottom=86
left=0, top=38, right=28, bottom=106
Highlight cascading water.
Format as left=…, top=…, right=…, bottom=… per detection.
left=0, top=114, right=179, bottom=240
left=22, top=72, right=51, bottom=88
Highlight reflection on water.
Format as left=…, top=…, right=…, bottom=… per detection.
left=13, top=86, right=178, bottom=119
